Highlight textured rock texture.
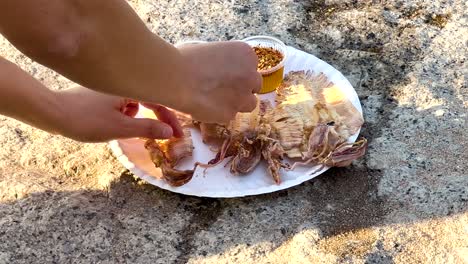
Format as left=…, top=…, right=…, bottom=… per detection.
left=0, top=0, right=467, bottom=263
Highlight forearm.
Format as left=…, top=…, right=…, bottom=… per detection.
left=0, top=0, right=187, bottom=109
left=0, top=57, right=62, bottom=134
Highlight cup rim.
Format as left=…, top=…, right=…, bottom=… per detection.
left=241, top=35, right=286, bottom=47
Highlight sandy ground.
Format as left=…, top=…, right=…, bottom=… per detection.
left=1, top=0, right=467, bottom=263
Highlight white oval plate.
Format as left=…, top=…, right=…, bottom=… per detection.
left=109, top=46, right=363, bottom=198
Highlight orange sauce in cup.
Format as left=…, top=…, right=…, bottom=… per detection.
left=253, top=46, right=285, bottom=94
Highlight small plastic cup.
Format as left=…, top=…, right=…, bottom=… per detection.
left=242, top=36, right=287, bottom=94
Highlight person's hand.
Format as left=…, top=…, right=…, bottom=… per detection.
left=175, top=41, right=262, bottom=123
left=54, top=86, right=183, bottom=143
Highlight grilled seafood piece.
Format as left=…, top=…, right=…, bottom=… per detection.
left=203, top=100, right=290, bottom=182
left=260, top=137, right=290, bottom=184
left=146, top=70, right=367, bottom=186
left=229, top=133, right=262, bottom=174
left=289, top=123, right=367, bottom=170
left=198, top=123, right=228, bottom=144
left=267, top=70, right=364, bottom=158
left=144, top=128, right=196, bottom=187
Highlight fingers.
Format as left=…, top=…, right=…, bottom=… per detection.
left=238, top=71, right=261, bottom=113
left=119, top=117, right=174, bottom=139
left=238, top=94, right=258, bottom=113
left=252, top=72, right=262, bottom=94
left=141, top=102, right=184, bottom=138
left=236, top=41, right=262, bottom=94
left=233, top=41, right=258, bottom=69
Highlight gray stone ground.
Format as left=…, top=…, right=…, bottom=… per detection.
left=1, top=0, right=467, bottom=263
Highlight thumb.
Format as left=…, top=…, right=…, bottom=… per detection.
left=117, top=117, right=174, bottom=139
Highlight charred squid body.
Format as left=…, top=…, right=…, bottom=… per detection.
left=324, top=138, right=368, bottom=167
left=200, top=131, right=263, bottom=175
left=260, top=137, right=290, bottom=184
left=290, top=123, right=368, bottom=171
left=200, top=101, right=291, bottom=183
left=229, top=132, right=262, bottom=174
left=144, top=140, right=194, bottom=187
left=144, top=128, right=196, bottom=187
left=197, top=100, right=284, bottom=179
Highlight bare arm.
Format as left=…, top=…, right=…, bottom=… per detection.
left=0, top=0, right=261, bottom=123
left=0, top=0, right=187, bottom=107
left=0, top=56, right=183, bottom=142
left=0, top=57, right=62, bottom=134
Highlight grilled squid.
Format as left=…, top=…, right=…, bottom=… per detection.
left=144, top=128, right=195, bottom=187
left=146, top=70, right=368, bottom=186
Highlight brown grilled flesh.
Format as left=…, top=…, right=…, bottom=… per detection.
left=144, top=127, right=195, bottom=187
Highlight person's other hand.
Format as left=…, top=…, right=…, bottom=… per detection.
left=176, top=41, right=262, bottom=124
left=54, top=86, right=183, bottom=142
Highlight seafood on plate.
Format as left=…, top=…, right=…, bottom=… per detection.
left=144, top=70, right=368, bottom=187
left=145, top=127, right=195, bottom=187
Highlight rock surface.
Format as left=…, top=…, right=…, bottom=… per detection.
left=0, top=0, right=467, bottom=263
